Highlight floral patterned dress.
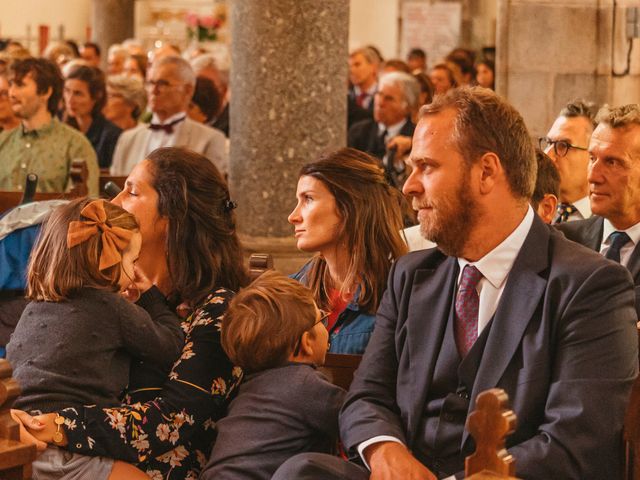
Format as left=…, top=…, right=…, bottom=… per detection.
left=60, top=287, right=242, bottom=480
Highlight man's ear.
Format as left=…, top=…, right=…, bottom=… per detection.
left=297, top=331, right=314, bottom=358
left=477, top=152, right=502, bottom=195
left=536, top=193, right=558, bottom=224
left=41, top=86, right=53, bottom=103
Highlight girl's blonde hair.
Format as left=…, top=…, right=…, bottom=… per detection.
left=27, top=198, right=139, bottom=301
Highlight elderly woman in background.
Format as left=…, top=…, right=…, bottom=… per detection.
left=64, top=64, right=122, bottom=169
left=103, top=74, right=147, bottom=131
left=122, top=54, right=148, bottom=80
left=288, top=148, right=408, bottom=354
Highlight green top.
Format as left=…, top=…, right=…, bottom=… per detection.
left=0, top=118, right=99, bottom=197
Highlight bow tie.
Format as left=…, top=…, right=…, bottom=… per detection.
left=149, top=116, right=185, bottom=134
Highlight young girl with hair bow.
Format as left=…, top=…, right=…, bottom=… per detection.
left=7, top=198, right=183, bottom=480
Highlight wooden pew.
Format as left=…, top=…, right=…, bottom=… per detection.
left=0, top=359, right=37, bottom=479
left=98, top=174, right=126, bottom=199
left=319, top=353, right=362, bottom=391
left=0, top=161, right=89, bottom=214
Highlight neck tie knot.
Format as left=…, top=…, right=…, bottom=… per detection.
left=605, top=231, right=631, bottom=263
left=455, top=265, right=483, bottom=357
left=555, top=203, right=577, bottom=223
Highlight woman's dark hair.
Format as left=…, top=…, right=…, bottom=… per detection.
left=65, top=63, right=107, bottom=120
left=299, top=148, right=408, bottom=314
left=146, top=147, right=249, bottom=304
left=191, top=76, right=222, bottom=123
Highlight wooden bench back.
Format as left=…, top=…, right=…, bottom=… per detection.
left=99, top=174, right=126, bottom=199
left=0, top=160, right=89, bottom=215
left=319, top=353, right=362, bottom=391
left=0, top=359, right=37, bottom=479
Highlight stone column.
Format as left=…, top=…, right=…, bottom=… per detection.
left=230, top=0, right=349, bottom=273
left=496, top=0, right=640, bottom=138
left=91, top=0, right=134, bottom=68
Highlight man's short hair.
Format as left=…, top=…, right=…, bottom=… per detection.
left=83, top=42, right=101, bottom=57
left=221, top=271, right=318, bottom=373
left=379, top=71, right=420, bottom=111
left=531, top=149, right=560, bottom=209
left=595, top=103, right=640, bottom=129
left=10, top=58, right=63, bottom=116
left=559, top=99, right=598, bottom=129
left=349, top=47, right=378, bottom=65
left=421, top=86, right=536, bottom=199
left=153, top=55, right=196, bottom=88
left=408, top=48, right=426, bottom=60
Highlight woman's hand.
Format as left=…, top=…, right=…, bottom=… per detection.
left=122, top=265, right=153, bottom=302
left=10, top=409, right=48, bottom=451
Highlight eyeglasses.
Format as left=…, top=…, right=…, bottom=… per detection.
left=144, top=79, right=182, bottom=91
left=538, top=137, right=588, bottom=158
left=292, top=309, right=330, bottom=357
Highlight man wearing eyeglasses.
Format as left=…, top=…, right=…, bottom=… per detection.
left=557, top=104, right=640, bottom=314
left=110, top=56, right=227, bottom=176
left=540, top=100, right=597, bottom=223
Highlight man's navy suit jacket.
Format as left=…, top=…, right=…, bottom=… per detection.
left=340, top=215, right=638, bottom=479
left=557, top=215, right=640, bottom=313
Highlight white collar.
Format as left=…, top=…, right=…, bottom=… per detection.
left=353, top=83, right=378, bottom=97
left=573, top=196, right=592, bottom=219
left=458, top=206, right=534, bottom=289
left=378, top=118, right=408, bottom=138
left=602, top=218, right=640, bottom=246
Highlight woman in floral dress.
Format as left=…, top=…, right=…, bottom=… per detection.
left=14, top=147, right=249, bottom=480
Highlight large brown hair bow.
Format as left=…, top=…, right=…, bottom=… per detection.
left=67, top=200, right=134, bottom=272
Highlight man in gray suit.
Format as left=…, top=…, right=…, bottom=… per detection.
left=110, top=56, right=227, bottom=177
left=274, top=88, right=638, bottom=479
left=557, top=104, right=640, bottom=312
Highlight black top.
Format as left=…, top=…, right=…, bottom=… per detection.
left=86, top=114, right=122, bottom=169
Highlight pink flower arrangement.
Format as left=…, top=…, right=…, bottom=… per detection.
left=185, top=13, right=222, bottom=41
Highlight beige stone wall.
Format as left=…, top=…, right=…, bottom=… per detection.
left=497, top=0, right=640, bottom=137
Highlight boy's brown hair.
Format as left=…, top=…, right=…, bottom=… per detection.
left=27, top=198, right=139, bottom=302
left=221, top=271, right=318, bottom=372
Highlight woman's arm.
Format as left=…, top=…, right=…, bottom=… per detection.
left=40, top=289, right=241, bottom=463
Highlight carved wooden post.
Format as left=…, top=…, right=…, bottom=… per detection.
left=466, top=388, right=517, bottom=478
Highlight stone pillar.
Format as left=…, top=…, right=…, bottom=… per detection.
left=496, top=0, right=640, bottom=138
left=91, top=0, right=134, bottom=68
left=230, top=0, right=349, bottom=273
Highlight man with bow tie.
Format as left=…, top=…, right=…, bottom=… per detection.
left=557, top=103, right=640, bottom=314
left=110, top=56, right=227, bottom=177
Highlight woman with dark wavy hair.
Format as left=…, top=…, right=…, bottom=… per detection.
left=288, top=147, right=408, bottom=354
left=64, top=63, right=122, bottom=168
left=13, top=147, right=249, bottom=480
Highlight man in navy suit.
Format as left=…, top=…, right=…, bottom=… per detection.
left=274, top=88, right=638, bottom=479
left=557, top=104, right=640, bottom=313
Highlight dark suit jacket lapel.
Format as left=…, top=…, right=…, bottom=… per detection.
left=462, top=217, right=550, bottom=447
left=583, top=216, right=604, bottom=251
left=627, top=243, right=640, bottom=284
left=406, top=254, right=458, bottom=446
